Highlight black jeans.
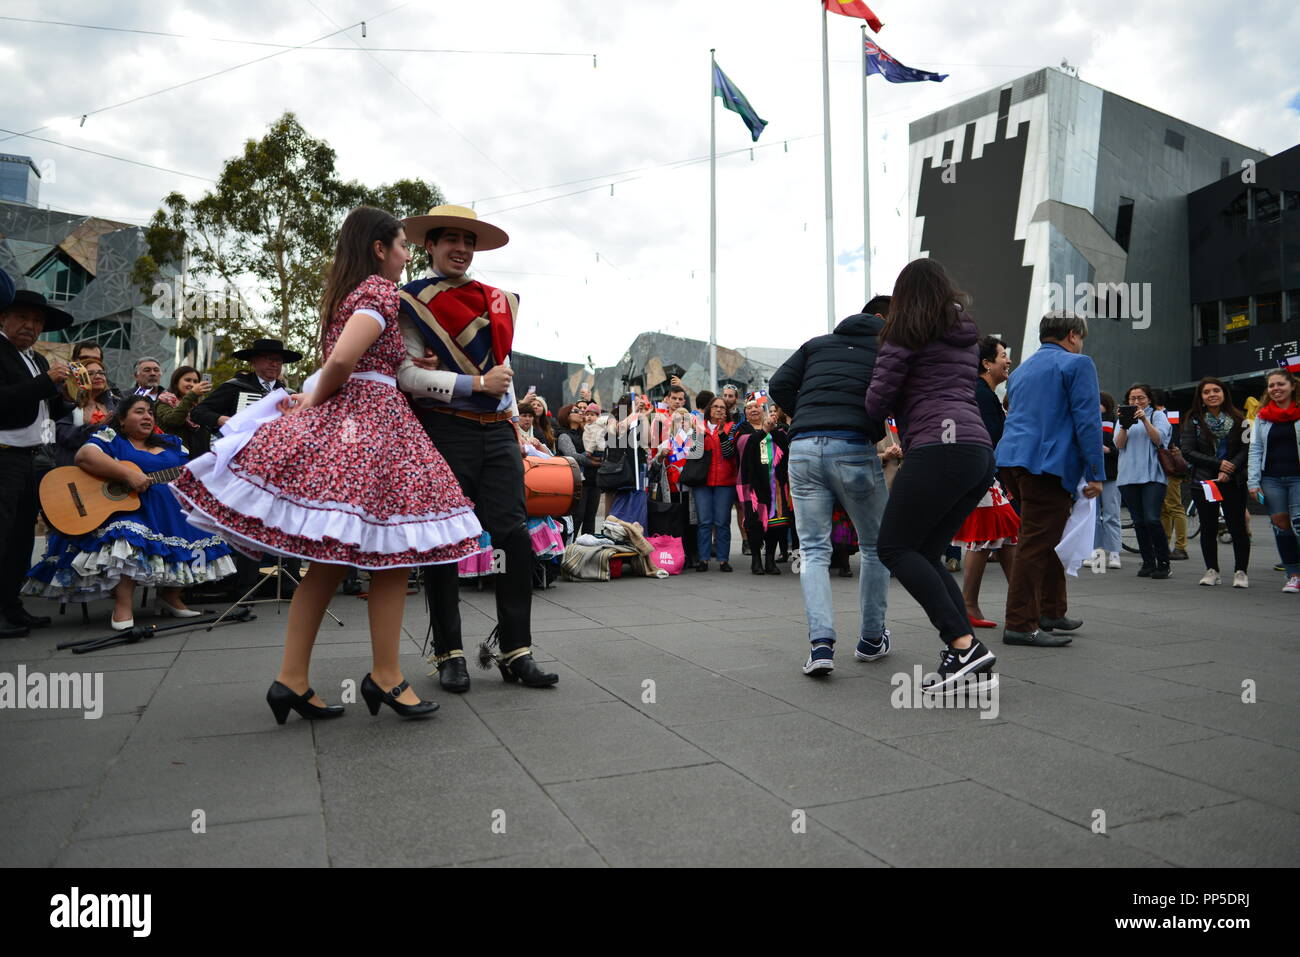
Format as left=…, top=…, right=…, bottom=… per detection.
left=415, top=410, right=533, bottom=656
left=877, top=443, right=996, bottom=644
left=0, top=447, right=40, bottom=613
left=578, top=480, right=600, bottom=535
left=1194, top=481, right=1250, bottom=573
left=1120, top=482, right=1170, bottom=568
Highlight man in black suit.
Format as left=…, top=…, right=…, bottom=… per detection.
left=190, top=337, right=302, bottom=599
left=0, top=289, right=73, bottom=637
left=190, top=338, right=301, bottom=437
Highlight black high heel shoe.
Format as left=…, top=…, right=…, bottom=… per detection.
left=360, top=673, right=439, bottom=718
left=498, top=652, right=559, bottom=688
left=266, top=681, right=345, bottom=725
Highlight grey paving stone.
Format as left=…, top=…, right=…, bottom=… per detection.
left=56, top=813, right=328, bottom=867
left=1109, top=799, right=1300, bottom=867
left=674, top=711, right=962, bottom=806
left=463, top=661, right=615, bottom=714
left=1130, top=691, right=1300, bottom=751
left=0, top=786, right=93, bottom=866
left=547, top=763, right=886, bottom=867
left=319, top=744, right=589, bottom=866
left=1123, top=734, right=1300, bottom=813
left=72, top=730, right=321, bottom=841
left=811, top=780, right=1167, bottom=867
left=478, top=701, right=712, bottom=784
left=603, top=668, right=798, bottom=727
left=0, top=713, right=136, bottom=797
left=0, top=666, right=165, bottom=723
left=998, top=681, right=1218, bottom=754
left=996, top=655, right=1212, bottom=706
left=541, top=635, right=692, bottom=678
left=451, top=843, right=608, bottom=867
left=890, top=723, right=1237, bottom=827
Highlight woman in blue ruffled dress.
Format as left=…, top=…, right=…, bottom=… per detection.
left=24, top=394, right=235, bottom=627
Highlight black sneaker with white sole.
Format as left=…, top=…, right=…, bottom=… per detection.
left=921, top=638, right=998, bottom=696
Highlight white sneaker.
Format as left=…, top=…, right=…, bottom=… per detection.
left=1108, top=552, right=1122, bottom=569
left=1198, top=569, right=1220, bottom=586
left=1232, top=571, right=1249, bottom=589
left=1284, top=576, right=1300, bottom=594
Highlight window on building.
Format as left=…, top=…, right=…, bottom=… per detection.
left=66, top=316, right=132, bottom=352
left=1257, top=292, right=1282, bottom=324
left=1223, top=296, right=1251, bottom=344
left=1287, top=289, right=1300, bottom=323
left=1115, top=197, right=1135, bottom=252
left=1253, top=188, right=1281, bottom=224
left=1196, top=302, right=1220, bottom=346
left=1164, top=129, right=1185, bottom=151
left=1222, top=190, right=1249, bottom=237
left=29, top=250, right=90, bottom=302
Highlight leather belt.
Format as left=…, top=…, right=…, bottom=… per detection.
left=423, top=406, right=514, bottom=424
left=0, top=444, right=40, bottom=454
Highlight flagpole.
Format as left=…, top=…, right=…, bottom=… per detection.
left=821, top=5, right=835, bottom=332
left=709, top=48, right=719, bottom=394
left=861, top=22, right=872, bottom=304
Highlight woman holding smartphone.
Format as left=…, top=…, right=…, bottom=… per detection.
left=155, top=365, right=214, bottom=458
left=1115, top=383, right=1173, bottom=578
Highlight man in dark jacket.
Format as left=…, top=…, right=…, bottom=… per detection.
left=768, top=298, right=889, bottom=677
left=1, top=290, right=73, bottom=636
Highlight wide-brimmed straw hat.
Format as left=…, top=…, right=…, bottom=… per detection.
left=402, top=204, right=509, bottom=251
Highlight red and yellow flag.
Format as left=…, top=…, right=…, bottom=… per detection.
left=823, top=1, right=884, bottom=32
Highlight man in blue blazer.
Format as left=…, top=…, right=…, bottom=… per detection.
left=996, top=311, right=1105, bottom=647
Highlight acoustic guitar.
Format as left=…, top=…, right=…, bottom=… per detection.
left=40, top=462, right=185, bottom=536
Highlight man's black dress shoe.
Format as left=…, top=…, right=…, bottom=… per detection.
left=696, top=561, right=709, bottom=572
left=1003, top=629, right=1071, bottom=647
left=1, top=623, right=31, bottom=639
left=499, top=652, right=559, bottom=688
left=1039, top=616, right=1082, bottom=632
left=5, top=608, right=50, bottom=629
left=718, top=561, right=733, bottom=573
left=437, top=655, right=471, bottom=693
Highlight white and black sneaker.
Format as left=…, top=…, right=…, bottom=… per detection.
left=802, top=641, right=835, bottom=676
left=855, top=628, right=891, bottom=661
left=921, top=638, right=998, bottom=697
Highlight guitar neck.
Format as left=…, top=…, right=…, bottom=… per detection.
left=147, top=466, right=184, bottom=486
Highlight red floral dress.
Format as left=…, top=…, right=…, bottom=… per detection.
left=172, top=275, right=482, bottom=568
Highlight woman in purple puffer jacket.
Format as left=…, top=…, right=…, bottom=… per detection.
left=865, top=259, right=997, bottom=697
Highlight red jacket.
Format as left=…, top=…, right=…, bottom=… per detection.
left=703, top=420, right=738, bottom=486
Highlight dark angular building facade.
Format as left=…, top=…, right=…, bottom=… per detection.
left=908, top=68, right=1273, bottom=399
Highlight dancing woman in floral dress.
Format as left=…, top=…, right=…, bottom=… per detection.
left=173, top=207, right=482, bottom=723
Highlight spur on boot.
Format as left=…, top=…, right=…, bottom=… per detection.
left=360, top=673, right=439, bottom=718
left=498, top=648, right=559, bottom=688
left=266, top=680, right=345, bottom=724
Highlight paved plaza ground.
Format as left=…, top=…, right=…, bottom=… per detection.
left=2, top=516, right=1298, bottom=868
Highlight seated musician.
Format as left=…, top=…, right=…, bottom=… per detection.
left=24, top=395, right=235, bottom=629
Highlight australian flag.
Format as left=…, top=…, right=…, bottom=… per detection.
left=865, top=39, right=948, bottom=84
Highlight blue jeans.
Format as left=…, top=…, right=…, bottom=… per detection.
left=1120, top=481, right=1169, bottom=567
left=788, top=436, right=889, bottom=645
left=1260, top=474, right=1300, bottom=575
left=695, top=484, right=735, bottom=561
left=1094, top=480, right=1121, bottom=553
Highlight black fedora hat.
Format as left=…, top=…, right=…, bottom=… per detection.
left=1, top=289, right=75, bottom=332
left=232, top=338, right=303, bottom=363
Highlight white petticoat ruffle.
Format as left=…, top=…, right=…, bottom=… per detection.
left=172, top=387, right=482, bottom=568
left=23, top=541, right=237, bottom=602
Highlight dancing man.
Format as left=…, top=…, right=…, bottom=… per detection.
left=396, top=205, right=558, bottom=692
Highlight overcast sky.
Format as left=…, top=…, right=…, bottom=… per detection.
left=3, top=0, right=1297, bottom=367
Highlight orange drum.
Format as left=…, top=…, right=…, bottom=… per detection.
left=523, top=455, right=582, bottom=518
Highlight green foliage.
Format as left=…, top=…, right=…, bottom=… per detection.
left=134, top=112, right=445, bottom=380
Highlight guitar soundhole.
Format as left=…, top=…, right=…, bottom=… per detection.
left=104, top=482, right=130, bottom=501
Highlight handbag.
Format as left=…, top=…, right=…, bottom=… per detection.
left=679, top=449, right=711, bottom=487
left=597, top=446, right=636, bottom=490
left=1157, top=442, right=1189, bottom=478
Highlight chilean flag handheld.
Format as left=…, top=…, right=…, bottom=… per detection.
left=1166, top=410, right=1181, bottom=425
left=668, top=430, right=689, bottom=465
left=1102, top=420, right=1115, bottom=435
left=823, top=0, right=884, bottom=31
left=1201, top=481, right=1224, bottom=502
left=1279, top=354, right=1300, bottom=373
left=887, top=417, right=900, bottom=437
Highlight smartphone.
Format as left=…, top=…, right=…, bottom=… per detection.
left=1118, top=404, right=1136, bottom=427
left=201, top=373, right=212, bottom=384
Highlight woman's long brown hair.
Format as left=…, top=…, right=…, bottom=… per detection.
left=319, top=207, right=403, bottom=355
left=1189, top=376, right=1243, bottom=424
left=881, top=258, right=971, bottom=350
